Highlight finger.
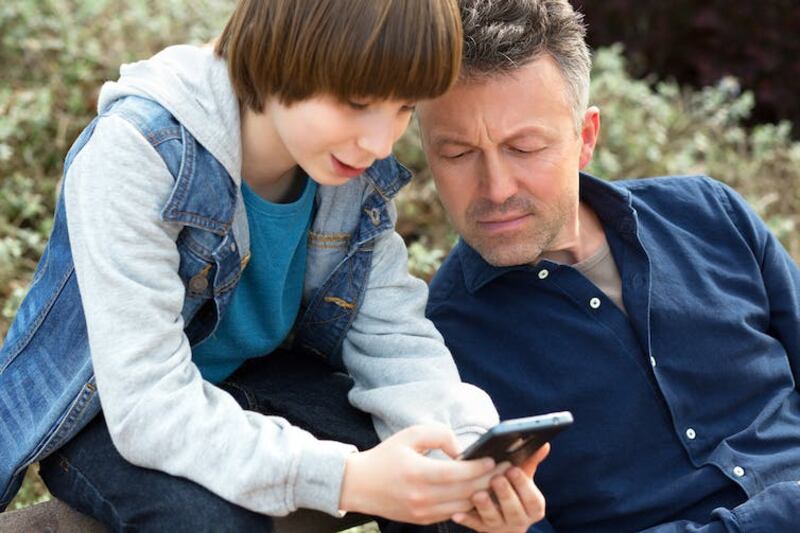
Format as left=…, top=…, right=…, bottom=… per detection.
left=493, top=475, right=528, bottom=526
left=472, top=490, right=505, bottom=529
left=507, top=467, right=546, bottom=520
left=521, top=442, right=551, bottom=477
left=418, top=455, right=497, bottom=485
left=400, top=425, right=462, bottom=457
left=422, top=498, right=477, bottom=524
left=452, top=509, right=484, bottom=532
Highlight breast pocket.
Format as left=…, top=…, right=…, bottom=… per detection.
left=177, top=230, right=217, bottom=324
left=303, top=231, right=351, bottom=300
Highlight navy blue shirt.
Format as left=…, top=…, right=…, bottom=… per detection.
left=428, top=175, right=800, bottom=532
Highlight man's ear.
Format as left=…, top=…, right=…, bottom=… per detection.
left=578, top=106, right=600, bottom=170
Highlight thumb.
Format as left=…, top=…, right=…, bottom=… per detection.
left=522, top=442, right=551, bottom=477
left=399, top=424, right=461, bottom=457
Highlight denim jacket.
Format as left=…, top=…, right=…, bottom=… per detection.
left=0, top=48, right=498, bottom=515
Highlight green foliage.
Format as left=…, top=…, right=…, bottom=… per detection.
left=587, top=45, right=800, bottom=257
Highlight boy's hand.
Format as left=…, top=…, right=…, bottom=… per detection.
left=339, top=424, right=501, bottom=524
left=452, top=443, right=550, bottom=532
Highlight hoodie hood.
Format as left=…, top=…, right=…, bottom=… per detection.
left=98, top=45, right=241, bottom=185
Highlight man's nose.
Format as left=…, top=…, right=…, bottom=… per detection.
left=482, top=154, right=518, bottom=205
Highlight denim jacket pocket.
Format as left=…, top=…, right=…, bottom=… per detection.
left=302, top=231, right=351, bottom=302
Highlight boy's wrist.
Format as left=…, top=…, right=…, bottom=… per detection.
left=339, top=451, right=366, bottom=514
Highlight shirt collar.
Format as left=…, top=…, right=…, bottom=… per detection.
left=459, top=172, right=636, bottom=294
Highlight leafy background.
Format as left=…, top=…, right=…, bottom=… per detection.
left=2, top=0, right=798, bottom=527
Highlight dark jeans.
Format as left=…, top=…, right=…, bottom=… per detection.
left=39, top=349, right=381, bottom=533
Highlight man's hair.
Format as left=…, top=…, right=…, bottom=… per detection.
left=459, top=0, right=591, bottom=131
left=215, top=0, right=463, bottom=112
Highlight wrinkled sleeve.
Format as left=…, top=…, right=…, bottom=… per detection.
left=341, top=202, right=499, bottom=451
left=65, top=115, right=355, bottom=516
left=639, top=481, right=800, bottom=533
left=714, top=179, right=800, bottom=389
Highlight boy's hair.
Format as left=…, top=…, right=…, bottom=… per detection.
left=215, top=0, right=463, bottom=112
left=459, top=0, right=591, bottom=132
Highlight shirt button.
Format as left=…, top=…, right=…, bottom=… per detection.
left=650, top=356, right=657, bottom=368
left=230, top=242, right=237, bottom=252
left=538, top=269, right=549, bottom=280
left=685, top=428, right=696, bottom=440
left=733, top=466, right=745, bottom=478
left=589, top=297, right=601, bottom=309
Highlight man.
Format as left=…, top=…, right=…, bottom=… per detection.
left=416, top=0, right=800, bottom=531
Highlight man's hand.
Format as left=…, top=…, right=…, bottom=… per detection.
left=451, top=443, right=550, bottom=532
left=339, top=425, right=501, bottom=524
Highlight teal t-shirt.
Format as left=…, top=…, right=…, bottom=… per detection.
left=192, top=176, right=318, bottom=383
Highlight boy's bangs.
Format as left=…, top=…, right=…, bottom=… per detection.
left=325, top=0, right=462, bottom=102
left=283, top=0, right=463, bottom=104
left=216, top=0, right=463, bottom=110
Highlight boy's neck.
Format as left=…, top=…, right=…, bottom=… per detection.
left=240, top=103, right=303, bottom=203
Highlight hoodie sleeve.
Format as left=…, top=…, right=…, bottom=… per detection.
left=64, top=114, right=355, bottom=516
left=341, top=201, right=500, bottom=452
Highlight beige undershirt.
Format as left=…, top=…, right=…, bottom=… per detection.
left=573, top=241, right=628, bottom=315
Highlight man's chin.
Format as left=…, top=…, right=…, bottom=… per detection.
left=467, top=237, right=541, bottom=267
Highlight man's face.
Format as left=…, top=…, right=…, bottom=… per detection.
left=418, top=55, right=598, bottom=266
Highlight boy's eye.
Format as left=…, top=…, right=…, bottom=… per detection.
left=348, top=100, right=370, bottom=110
left=401, top=104, right=417, bottom=113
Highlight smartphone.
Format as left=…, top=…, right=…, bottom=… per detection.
left=459, top=411, right=574, bottom=465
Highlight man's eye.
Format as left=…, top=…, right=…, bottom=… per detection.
left=442, top=151, right=469, bottom=160
left=510, top=145, right=545, bottom=155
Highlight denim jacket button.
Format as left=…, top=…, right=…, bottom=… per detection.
left=189, top=274, right=209, bottom=292
left=366, top=208, right=381, bottom=226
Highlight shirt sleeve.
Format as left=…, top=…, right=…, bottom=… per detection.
left=638, top=480, right=800, bottom=533
left=340, top=202, right=499, bottom=451
left=65, top=114, right=355, bottom=516
left=714, top=179, right=800, bottom=390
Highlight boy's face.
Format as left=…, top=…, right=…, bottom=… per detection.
left=265, top=95, right=416, bottom=186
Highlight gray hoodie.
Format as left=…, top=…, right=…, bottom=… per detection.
left=64, top=44, right=499, bottom=516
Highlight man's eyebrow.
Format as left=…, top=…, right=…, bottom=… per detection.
left=431, top=136, right=473, bottom=149
left=431, top=126, right=553, bottom=149
left=505, top=126, right=552, bottom=141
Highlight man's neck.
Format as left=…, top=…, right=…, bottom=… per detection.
left=539, top=201, right=606, bottom=265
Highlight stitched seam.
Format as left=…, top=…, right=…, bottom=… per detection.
left=309, top=242, right=348, bottom=249
left=308, top=232, right=351, bottom=242
left=323, top=296, right=355, bottom=310
left=50, top=452, right=132, bottom=530
left=1, top=266, right=74, bottom=371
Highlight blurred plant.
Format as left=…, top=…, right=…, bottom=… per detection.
left=0, top=0, right=231, bottom=340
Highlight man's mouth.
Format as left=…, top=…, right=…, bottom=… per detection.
left=476, top=213, right=532, bottom=232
